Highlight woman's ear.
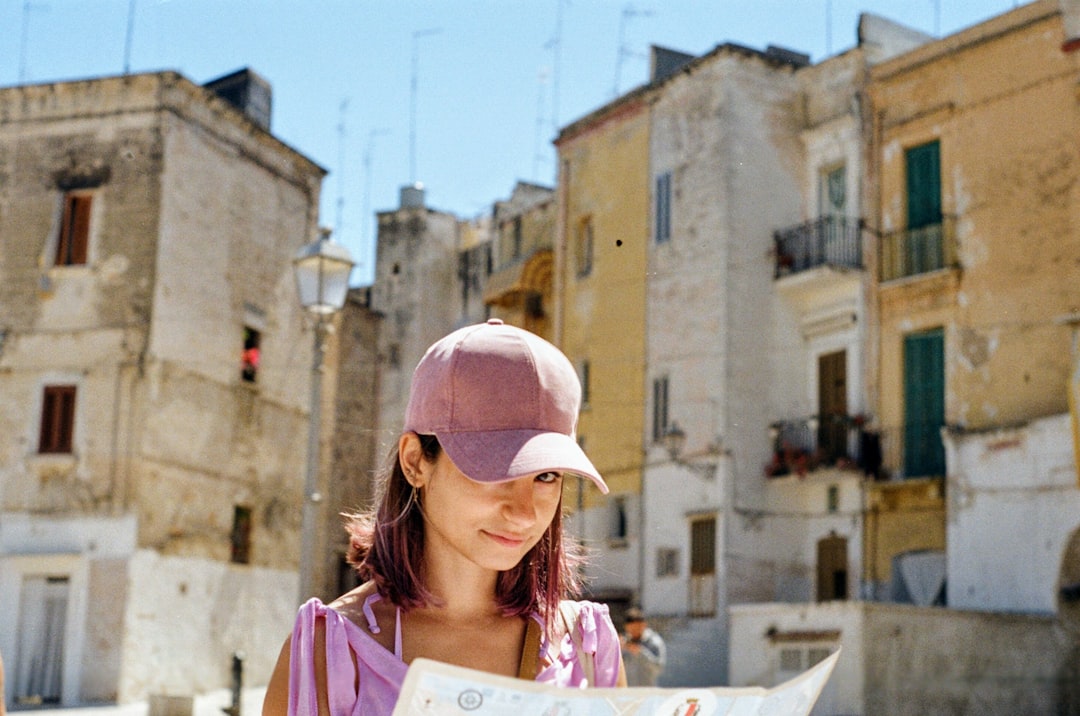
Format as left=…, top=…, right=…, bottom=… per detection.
left=398, top=432, right=426, bottom=488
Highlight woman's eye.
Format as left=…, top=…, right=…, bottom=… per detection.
left=535, top=471, right=562, bottom=484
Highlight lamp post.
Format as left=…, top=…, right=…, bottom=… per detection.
left=293, top=228, right=354, bottom=604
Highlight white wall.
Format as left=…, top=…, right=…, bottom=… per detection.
left=945, top=412, right=1080, bottom=613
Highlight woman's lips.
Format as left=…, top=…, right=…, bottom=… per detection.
left=483, top=530, right=527, bottom=548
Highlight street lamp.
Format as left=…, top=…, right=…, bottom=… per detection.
left=663, top=421, right=718, bottom=480
left=293, top=228, right=354, bottom=604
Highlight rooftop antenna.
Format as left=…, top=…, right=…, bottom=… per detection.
left=547, top=0, right=567, bottom=133
left=533, top=68, right=550, bottom=182
left=123, top=0, right=136, bottom=74
left=363, top=127, right=390, bottom=260
left=410, top=27, right=441, bottom=186
left=18, top=0, right=48, bottom=83
left=825, top=0, right=832, bottom=57
left=613, top=4, right=653, bottom=97
left=335, top=98, right=350, bottom=234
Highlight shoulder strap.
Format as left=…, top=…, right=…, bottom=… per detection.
left=558, top=600, right=596, bottom=686
left=517, top=616, right=542, bottom=679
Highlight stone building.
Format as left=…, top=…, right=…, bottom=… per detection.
left=866, top=0, right=1080, bottom=627
left=368, top=184, right=476, bottom=463
left=727, top=3, right=1080, bottom=712
left=0, top=68, right=328, bottom=705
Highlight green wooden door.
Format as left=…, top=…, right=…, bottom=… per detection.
left=905, top=141, right=943, bottom=274
left=903, top=328, right=945, bottom=477
left=906, top=141, right=941, bottom=228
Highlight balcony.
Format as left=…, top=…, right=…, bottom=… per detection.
left=774, top=216, right=863, bottom=279
left=879, top=217, right=958, bottom=282
left=765, top=413, right=881, bottom=478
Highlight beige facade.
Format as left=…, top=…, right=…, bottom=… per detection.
left=863, top=0, right=1080, bottom=595
left=0, top=70, right=326, bottom=705
left=553, top=90, right=651, bottom=608
left=484, top=182, right=556, bottom=340
left=729, top=601, right=1074, bottom=715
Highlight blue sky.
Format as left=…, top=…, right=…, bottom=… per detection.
left=1, top=0, right=1019, bottom=284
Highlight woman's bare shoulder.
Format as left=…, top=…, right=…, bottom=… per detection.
left=326, top=581, right=397, bottom=652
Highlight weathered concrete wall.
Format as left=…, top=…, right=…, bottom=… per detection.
left=862, top=603, right=1072, bottom=715
left=731, top=600, right=1076, bottom=715
left=370, top=201, right=462, bottom=458
left=121, top=550, right=296, bottom=704
left=945, top=412, right=1080, bottom=613
left=0, top=70, right=326, bottom=704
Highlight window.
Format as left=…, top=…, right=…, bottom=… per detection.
left=55, top=192, right=92, bottom=266
left=242, top=328, right=261, bottom=383
left=817, top=350, right=847, bottom=462
left=609, top=496, right=628, bottom=543
left=230, top=505, right=252, bottom=564
left=575, top=217, right=593, bottom=277
left=819, top=165, right=846, bottom=217
left=512, top=216, right=523, bottom=259
left=903, top=328, right=945, bottom=477
left=652, top=375, right=670, bottom=442
left=689, top=516, right=717, bottom=616
left=39, top=385, right=76, bottom=454
left=906, top=141, right=941, bottom=230
left=654, top=172, right=672, bottom=243
left=579, top=360, right=591, bottom=407
left=816, top=533, right=848, bottom=601
left=656, top=547, right=679, bottom=578
left=776, top=644, right=836, bottom=681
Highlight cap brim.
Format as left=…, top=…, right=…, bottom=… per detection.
left=436, top=429, right=609, bottom=494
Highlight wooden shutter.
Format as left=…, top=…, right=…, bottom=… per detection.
left=817, top=534, right=849, bottom=601
left=39, top=385, right=77, bottom=453
left=818, top=351, right=848, bottom=461
left=55, top=193, right=92, bottom=265
left=903, top=329, right=945, bottom=477
left=905, top=141, right=941, bottom=230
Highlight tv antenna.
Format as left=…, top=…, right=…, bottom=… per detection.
left=613, top=4, right=652, bottom=97
left=363, top=128, right=390, bottom=258
left=546, top=0, right=568, bottom=134
left=124, top=0, right=137, bottom=74
left=410, top=27, right=441, bottom=185
left=533, top=68, right=550, bottom=182
left=335, top=98, right=350, bottom=234
left=18, top=0, right=49, bottom=83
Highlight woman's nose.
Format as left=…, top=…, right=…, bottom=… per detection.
left=501, top=478, right=536, bottom=523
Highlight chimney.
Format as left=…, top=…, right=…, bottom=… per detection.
left=400, top=183, right=426, bottom=209
left=203, top=68, right=273, bottom=131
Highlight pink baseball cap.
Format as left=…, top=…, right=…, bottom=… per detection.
left=404, top=318, right=608, bottom=494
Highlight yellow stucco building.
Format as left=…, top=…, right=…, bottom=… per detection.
left=863, top=0, right=1080, bottom=589
left=553, top=93, right=651, bottom=528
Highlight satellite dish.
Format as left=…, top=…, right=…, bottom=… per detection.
left=1059, top=526, right=1080, bottom=639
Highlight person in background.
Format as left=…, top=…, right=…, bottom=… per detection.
left=263, top=319, right=626, bottom=716
left=621, top=607, right=667, bottom=686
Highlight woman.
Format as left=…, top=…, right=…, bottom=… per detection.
left=263, top=319, right=625, bottom=715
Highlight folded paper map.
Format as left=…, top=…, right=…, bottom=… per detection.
left=393, top=648, right=840, bottom=716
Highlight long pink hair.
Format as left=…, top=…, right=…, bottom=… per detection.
left=344, top=435, right=586, bottom=634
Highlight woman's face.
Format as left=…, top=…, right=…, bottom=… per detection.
left=407, top=439, right=564, bottom=574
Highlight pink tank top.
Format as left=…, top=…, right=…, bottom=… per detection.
left=288, top=596, right=621, bottom=716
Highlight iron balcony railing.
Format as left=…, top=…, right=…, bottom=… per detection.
left=879, top=217, right=958, bottom=282
left=765, top=413, right=881, bottom=478
left=774, top=215, right=863, bottom=278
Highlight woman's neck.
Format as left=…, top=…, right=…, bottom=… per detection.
left=419, top=550, right=503, bottom=621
